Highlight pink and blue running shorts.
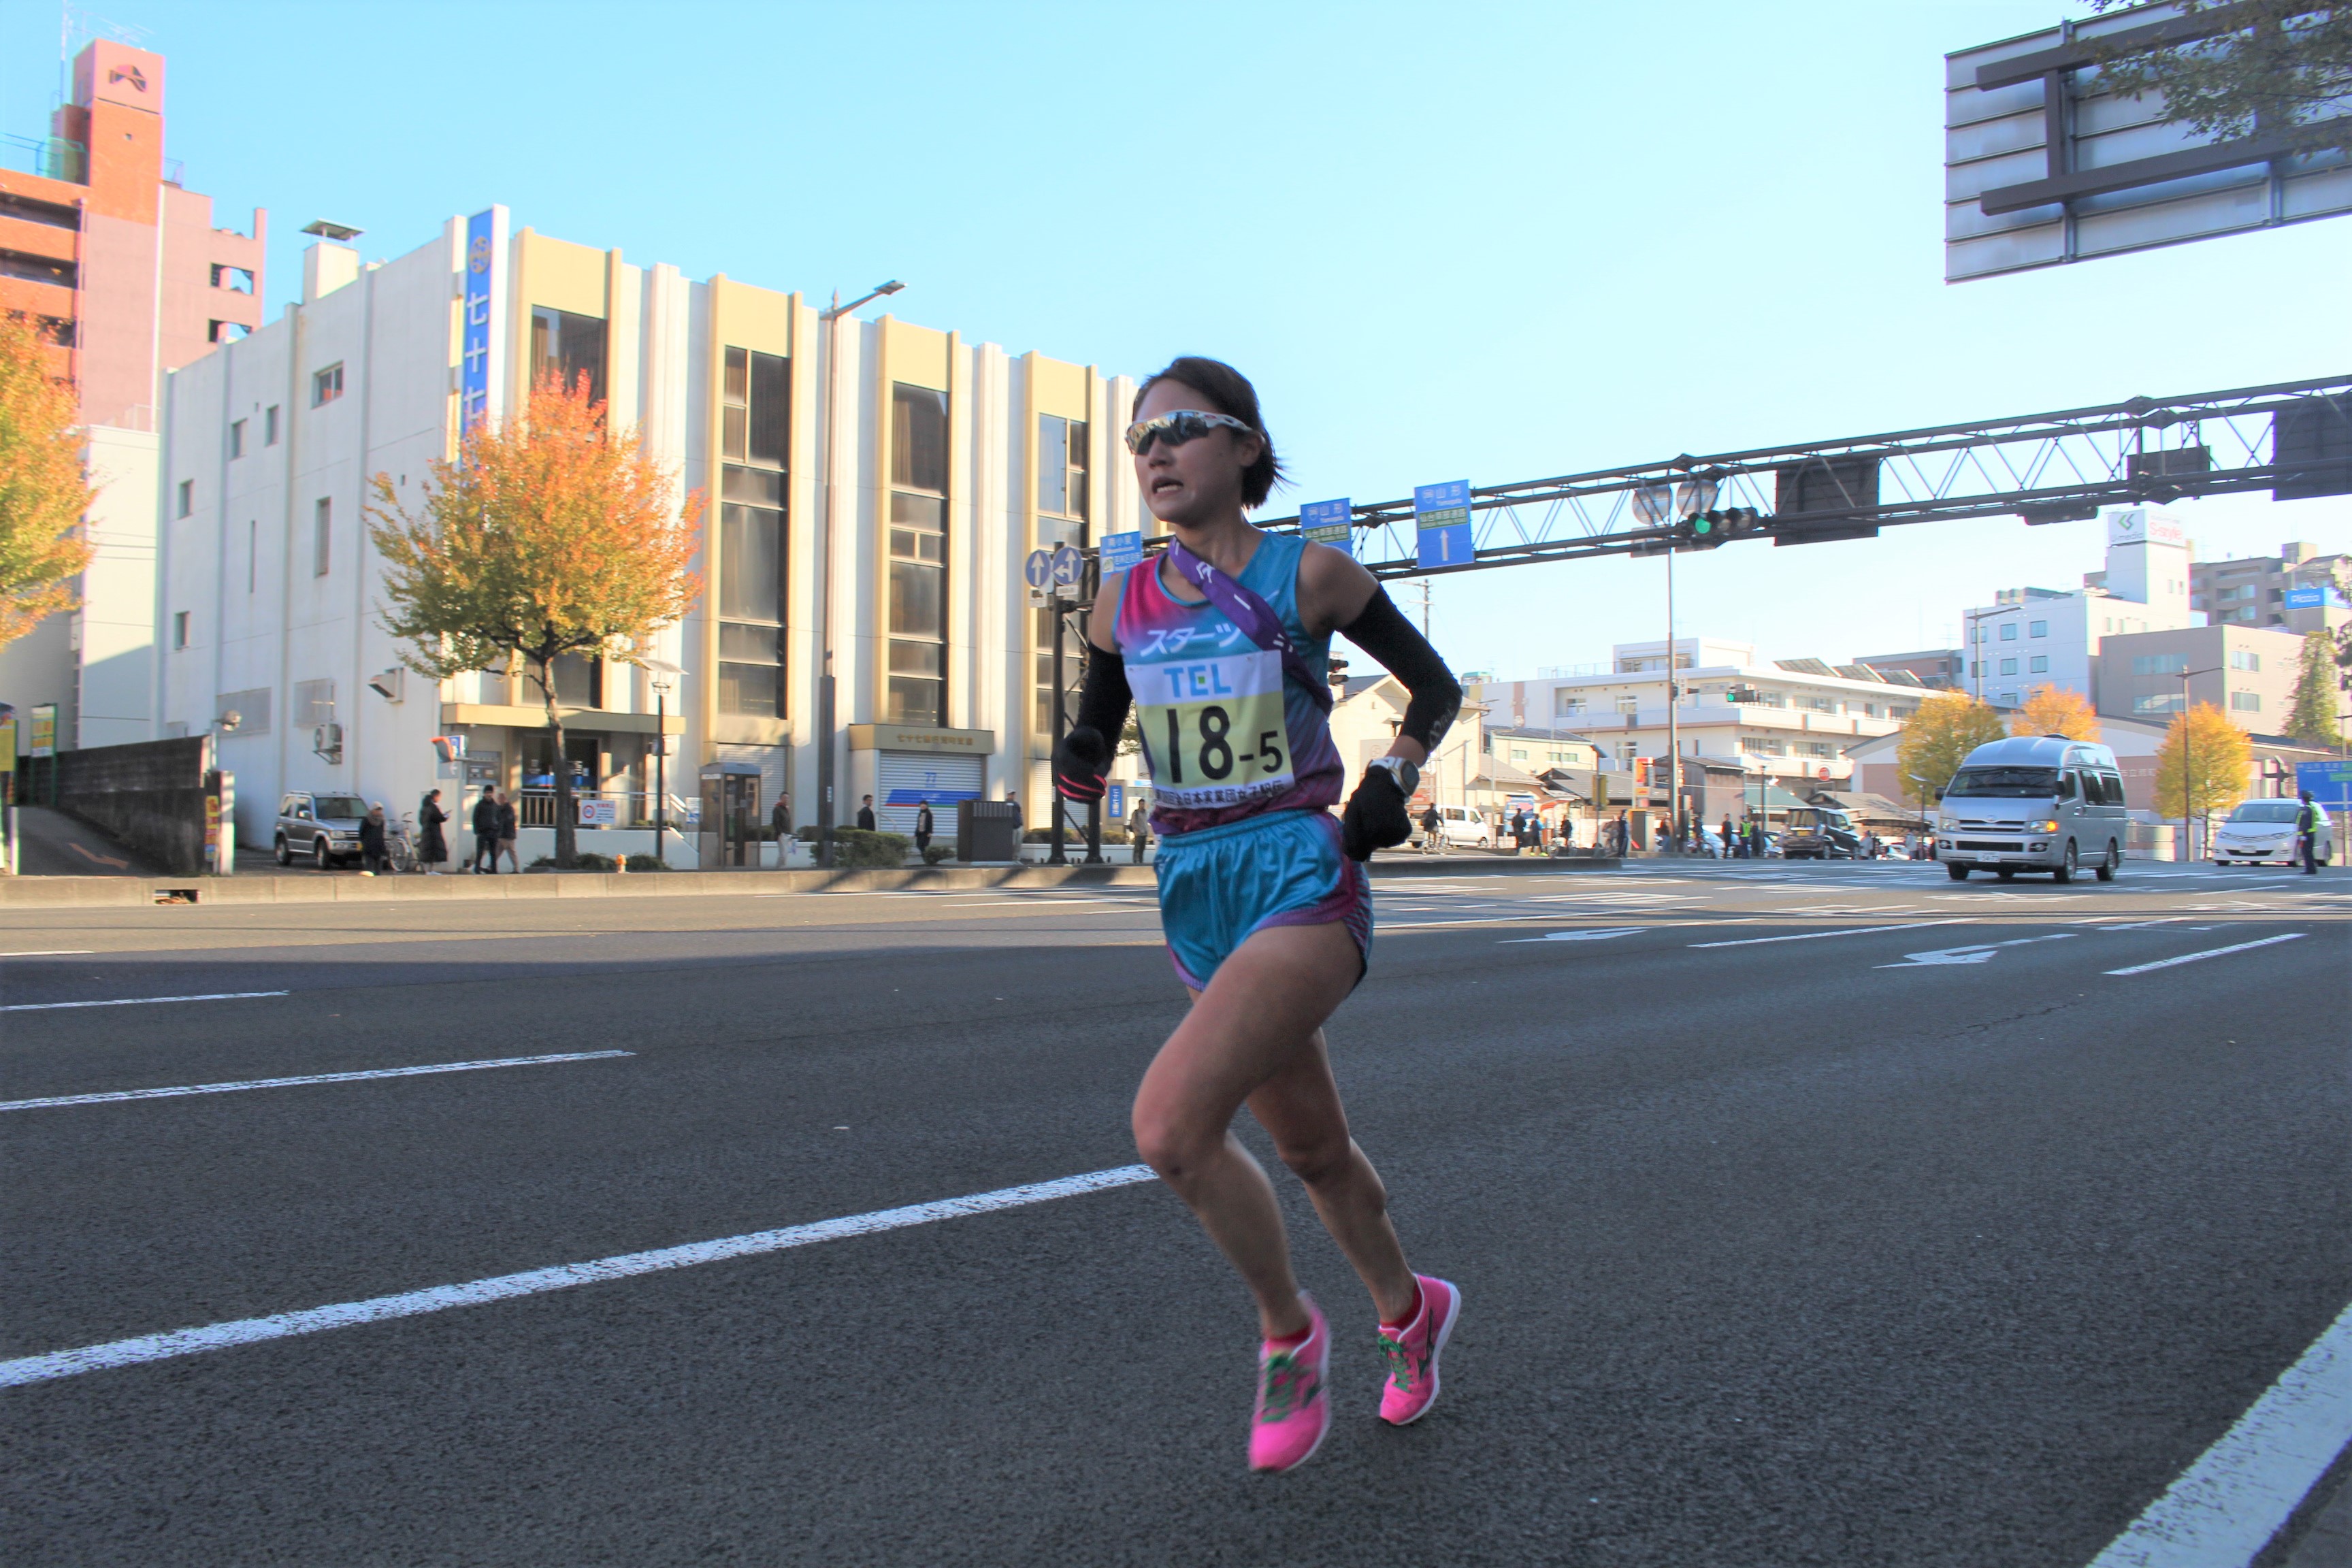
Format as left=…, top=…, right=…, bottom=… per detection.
left=1152, top=808, right=1372, bottom=991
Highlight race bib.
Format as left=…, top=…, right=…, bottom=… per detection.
left=1136, top=649, right=1293, bottom=807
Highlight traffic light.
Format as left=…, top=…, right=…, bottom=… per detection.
left=1678, top=506, right=1765, bottom=548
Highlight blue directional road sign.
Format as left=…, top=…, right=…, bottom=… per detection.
left=1107, top=782, right=1125, bottom=820
left=1100, top=530, right=1143, bottom=574
left=1050, top=544, right=1083, bottom=588
left=1414, top=480, right=1473, bottom=569
left=2297, top=760, right=2352, bottom=806
left=1301, top=499, right=1354, bottom=557
left=1024, top=549, right=1053, bottom=589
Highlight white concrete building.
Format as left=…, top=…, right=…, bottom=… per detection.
left=155, top=210, right=1142, bottom=864
left=1964, top=507, right=2200, bottom=710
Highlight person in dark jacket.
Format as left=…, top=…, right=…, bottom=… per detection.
left=472, top=787, right=500, bottom=873
left=419, top=789, right=450, bottom=873
left=494, top=792, right=520, bottom=873
left=856, top=794, right=877, bottom=831
left=913, top=800, right=934, bottom=855
left=359, top=802, right=391, bottom=875
left=2298, top=789, right=2322, bottom=875
left=771, top=794, right=792, bottom=843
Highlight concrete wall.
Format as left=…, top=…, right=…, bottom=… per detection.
left=53, top=734, right=212, bottom=875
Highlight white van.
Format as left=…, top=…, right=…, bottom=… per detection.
left=1425, top=804, right=1494, bottom=849
left=1936, top=734, right=2128, bottom=883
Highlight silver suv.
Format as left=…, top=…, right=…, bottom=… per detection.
left=275, top=791, right=371, bottom=869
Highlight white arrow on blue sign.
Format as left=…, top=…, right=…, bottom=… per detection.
left=1024, top=549, right=1053, bottom=589
left=1414, top=480, right=1473, bottom=569
left=1050, top=544, right=1083, bottom=587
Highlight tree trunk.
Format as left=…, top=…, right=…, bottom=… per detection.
left=536, top=655, right=575, bottom=868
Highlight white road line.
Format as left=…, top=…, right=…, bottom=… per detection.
left=1690, top=921, right=1959, bottom=949
left=2083, top=1298, right=2352, bottom=1568
left=2104, top=933, right=2309, bottom=976
left=0, top=990, right=289, bottom=1014
left=0, top=950, right=95, bottom=958
left=1499, top=928, right=1651, bottom=944
left=0, top=1050, right=636, bottom=1113
left=0, top=1164, right=1157, bottom=1388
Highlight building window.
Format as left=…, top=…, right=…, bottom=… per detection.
left=1740, top=736, right=1784, bottom=756
left=312, top=363, right=343, bottom=406
left=176, top=479, right=193, bottom=518
left=1797, top=741, right=1833, bottom=757
left=265, top=405, right=280, bottom=444
left=314, top=497, right=331, bottom=576
left=2134, top=693, right=2185, bottom=716
left=2028, top=620, right=2046, bottom=637
left=1614, top=694, right=1639, bottom=715
left=2228, top=649, right=2260, bottom=671
left=890, top=382, right=949, bottom=727
left=248, top=520, right=256, bottom=593
left=718, top=346, right=789, bottom=717
left=2230, top=691, right=2261, bottom=712
left=172, top=611, right=189, bottom=649
left=1036, top=414, right=1089, bottom=548
left=1999, top=657, right=2017, bottom=676
left=551, top=654, right=602, bottom=708
left=229, top=419, right=246, bottom=458
left=1999, top=623, right=2017, bottom=641
left=529, top=306, right=606, bottom=404
left=2029, top=655, right=2048, bottom=673
left=1554, top=692, right=1586, bottom=717
left=2131, top=653, right=2187, bottom=676
left=293, top=679, right=336, bottom=729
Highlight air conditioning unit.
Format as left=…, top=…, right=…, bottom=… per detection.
left=367, top=668, right=405, bottom=702
left=313, top=722, right=343, bottom=761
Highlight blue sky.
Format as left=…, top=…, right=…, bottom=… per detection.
left=5, top=1, right=2345, bottom=674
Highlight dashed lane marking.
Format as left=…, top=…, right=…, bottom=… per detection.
left=2082, top=1298, right=2352, bottom=1568
left=2104, top=932, right=2309, bottom=976
left=0, top=1164, right=1158, bottom=1388
left=0, top=990, right=289, bottom=1014
left=0, top=951, right=95, bottom=958
left=1499, top=928, right=1652, bottom=944
left=1689, top=921, right=1960, bottom=949
left=0, top=1050, right=636, bottom=1112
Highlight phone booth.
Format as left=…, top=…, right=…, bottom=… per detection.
left=698, top=761, right=762, bottom=868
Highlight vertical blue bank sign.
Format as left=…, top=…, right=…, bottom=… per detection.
left=460, top=209, right=496, bottom=432
left=1414, top=480, right=1473, bottom=569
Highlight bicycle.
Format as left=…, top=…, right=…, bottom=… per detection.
left=385, top=813, right=419, bottom=875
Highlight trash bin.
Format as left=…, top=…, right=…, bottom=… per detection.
left=957, top=800, right=1021, bottom=862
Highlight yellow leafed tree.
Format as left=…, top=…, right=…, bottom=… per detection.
left=370, top=372, right=704, bottom=866
left=2153, top=702, right=2250, bottom=845
left=2009, top=684, right=2100, bottom=740
left=1896, top=689, right=2007, bottom=809
left=0, top=311, right=96, bottom=647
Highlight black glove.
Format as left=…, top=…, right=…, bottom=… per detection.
left=1340, top=765, right=1411, bottom=862
left=1052, top=725, right=1111, bottom=802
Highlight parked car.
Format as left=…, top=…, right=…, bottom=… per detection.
left=1778, top=806, right=1863, bottom=860
left=1428, top=804, right=1496, bottom=848
left=275, top=791, right=372, bottom=869
left=1936, top=735, right=2127, bottom=883
left=2211, top=798, right=2334, bottom=866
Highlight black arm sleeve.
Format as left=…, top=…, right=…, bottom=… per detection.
left=1073, top=646, right=1132, bottom=740
left=1339, top=588, right=1461, bottom=749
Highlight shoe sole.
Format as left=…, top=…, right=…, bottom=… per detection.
left=1382, top=1278, right=1460, bottom=1427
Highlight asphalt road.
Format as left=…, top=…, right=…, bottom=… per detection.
left=3, top=859, right=2347, bottom=1567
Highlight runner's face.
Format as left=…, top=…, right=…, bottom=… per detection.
left=1132, top=380, right=1260, bottom=531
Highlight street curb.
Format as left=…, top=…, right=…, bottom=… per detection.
left=0, top=854, right=1627, bottom=906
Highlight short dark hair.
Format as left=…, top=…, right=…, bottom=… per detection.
left=1132, top=356, right=1286, bottom=510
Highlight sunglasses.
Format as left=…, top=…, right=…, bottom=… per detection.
left=1122, top=408, right=1255, bottom=455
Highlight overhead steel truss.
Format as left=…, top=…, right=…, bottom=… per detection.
left=1246, top=373, right=2352, bottom=580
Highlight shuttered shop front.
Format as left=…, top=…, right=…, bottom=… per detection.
left=875, top=753, right=983, bottom=834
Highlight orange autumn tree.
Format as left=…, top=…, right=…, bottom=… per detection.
left=2009, top=683, right=2100, bottom=740
left=0, top=310, right=96, bottom=646
left=370, top=372, right=703, bottom=867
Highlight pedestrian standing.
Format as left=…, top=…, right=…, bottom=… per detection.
left=856, top=794, right=877, bottom=831
left=359, top=802, right=391, bottom=875
left=495, top=791, right=520, bottom=873
left=1721, top=815, right=1735, bottom=859
left=772, top=792, right=792, bottom=847
left=1128, top=799, right=1152, bottom=864
left=913, top=799, right=934, bottom=855
left=418, top=789, right=450, bottom=874
left=2298, top=789, right=2321, bottom=875
left=471, top=787, right=499, bottom=872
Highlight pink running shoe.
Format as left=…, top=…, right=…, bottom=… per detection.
left=1377, top=1275, right=1461, bottom=1426
left=1248, top=1295, right=1331, bottom=1473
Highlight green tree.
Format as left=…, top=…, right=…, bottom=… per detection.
left=2089, top=1, right=2352, bottom=159
left=0, top=312, right=95, bottom=647
left=2285, top=628, right=2345, bottom=748
left=370, top=373, right=703, bottom=868
left=1897, top=689, right=2008, bottom=808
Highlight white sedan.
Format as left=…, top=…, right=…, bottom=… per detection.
left=2211, top=799, right=2334, bottom=866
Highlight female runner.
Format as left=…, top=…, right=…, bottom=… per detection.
left=1053, top=357, right=1467, bottom=1473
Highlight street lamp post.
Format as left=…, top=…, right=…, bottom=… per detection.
left=642, top=658, right=682, bottom=865
left=815, top=280, right=904, bottom=870
left=2176, top=665, right=2221, bottom=862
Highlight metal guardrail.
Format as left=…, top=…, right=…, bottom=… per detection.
left=512, top=789, right=698, bottom=830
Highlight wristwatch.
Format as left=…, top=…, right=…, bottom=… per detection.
left=1367, top=755, right=1420, bottom=798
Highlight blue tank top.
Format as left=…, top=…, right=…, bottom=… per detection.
left=1113, top=532, right=1345, bottom=837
